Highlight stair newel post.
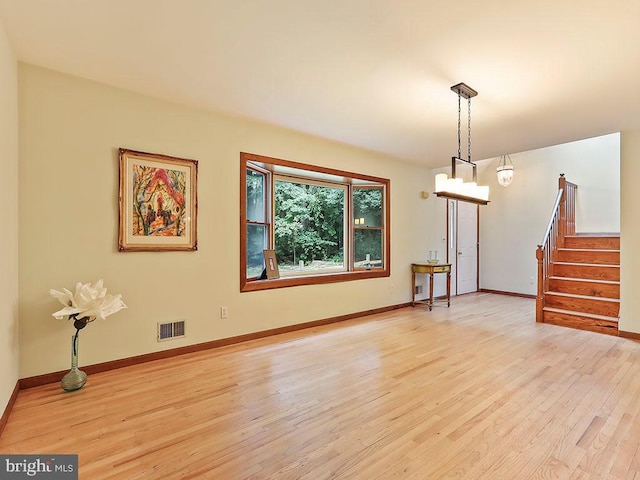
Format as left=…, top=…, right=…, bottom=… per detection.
left=558, top=174, right=567, bottom=248
left=536, top=245, right=544, bottom=322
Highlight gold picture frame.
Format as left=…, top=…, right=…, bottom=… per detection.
left=119, top=148, right=198, bottom=252
left=263, top=250, right=280, bottom=279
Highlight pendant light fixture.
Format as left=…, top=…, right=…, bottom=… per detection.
left=496, top=154, right=514, bottom=187
left=434, top=83, right=489, bottom=205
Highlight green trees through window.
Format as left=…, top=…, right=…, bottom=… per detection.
left=275, top=179, right=346, bottom=273
left=241, top=152, right=390, bottom=292
left=353, top=187, right=383, bottom=268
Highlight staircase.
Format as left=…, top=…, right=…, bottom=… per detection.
left=536, top=175, right=621, bottom=336
left=541, top=234, right=620, bottom=335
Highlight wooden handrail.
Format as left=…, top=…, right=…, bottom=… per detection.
left=558, top=175, right=577, bottom=245
left=536, top=174, right=577, bottom=322
left=540, top=189, right=564, bottom=248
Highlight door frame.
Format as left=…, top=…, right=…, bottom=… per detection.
left=446, top=200, right=480, bottom=294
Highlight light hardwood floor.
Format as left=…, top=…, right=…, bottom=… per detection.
left=3, top=293, right=640, bottom=479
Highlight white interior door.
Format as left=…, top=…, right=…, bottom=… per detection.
left=456, top=201, right=478, bottom=294
left=448, top=200, right=478, bottom=295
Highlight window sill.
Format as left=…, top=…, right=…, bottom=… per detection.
left=241, top=268, right=390, bottom=292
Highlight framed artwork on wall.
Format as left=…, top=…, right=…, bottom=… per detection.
left=118, top=148, right=198, bottom=252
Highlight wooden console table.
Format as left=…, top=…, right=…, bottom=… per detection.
left=411, top=263, right=451, bottom=311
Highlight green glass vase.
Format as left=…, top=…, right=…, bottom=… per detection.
left=61, top=334, right=87, bottom=392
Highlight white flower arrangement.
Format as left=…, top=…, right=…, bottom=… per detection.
left=50, top=279, right=127, bottom=329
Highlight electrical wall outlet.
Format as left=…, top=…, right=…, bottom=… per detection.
left=529, top=276, right=534, bottom=285
left=220, top=306, right=228, bottom=319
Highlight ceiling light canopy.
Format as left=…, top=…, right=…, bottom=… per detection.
left=434, top=83, right=490, bottom=205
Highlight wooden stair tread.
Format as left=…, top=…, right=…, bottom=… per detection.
left=553, top=248, right=620, bottom=265
left=544, top=291, right=619, bottom=303
left=553, top=262, right=619, bottom=268
left=543, top=307, right=619, bottom=322
left=542, top=307, right=619, bottom=336
left=570, top=233, right=620, bottom=237
left=548, top=276, right=620, bottom=285
left=563, top=235, right=620, bottom=250
left=557, top=248, right=620, bottom=253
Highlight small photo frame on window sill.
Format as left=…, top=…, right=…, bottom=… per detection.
left=263, top=250, right=280, bottom=279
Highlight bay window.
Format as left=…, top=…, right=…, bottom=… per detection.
left=241, top=152, right=390, bottom=292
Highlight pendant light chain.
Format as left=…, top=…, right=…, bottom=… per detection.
left=457, top=92, right=462, bottom=160
left=436, top=83, right=488, bottom=203
left=467, top=97, right=472, bottom=162
left=436, top=82, right=488, bottom=204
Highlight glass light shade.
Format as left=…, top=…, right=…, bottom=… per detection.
left=433, top=173, right=490, bottom=203
left=497, top=165, right=514, bottom=187
left=496, top=155, right=514, bottom=187
left=476, top=185, right=490, bottom=201
left=435, top=173, right=448, bottom=192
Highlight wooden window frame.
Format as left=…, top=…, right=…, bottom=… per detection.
left=352, top=185, right=385, bottom=270
left=245, top=165, right=271, bottom=281
left=240, top=152, right=390, bottom=292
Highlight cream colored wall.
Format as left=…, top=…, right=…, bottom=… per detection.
left=477, top=134, right=620, bottom=295
left=18, top=64, right=434, bottom=378
left=0, top=18, right=19, bottom=413
left=619, top=130, right=640, bottom=334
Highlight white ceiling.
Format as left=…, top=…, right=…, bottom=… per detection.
left=0, top=0, right=638, bottom=167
